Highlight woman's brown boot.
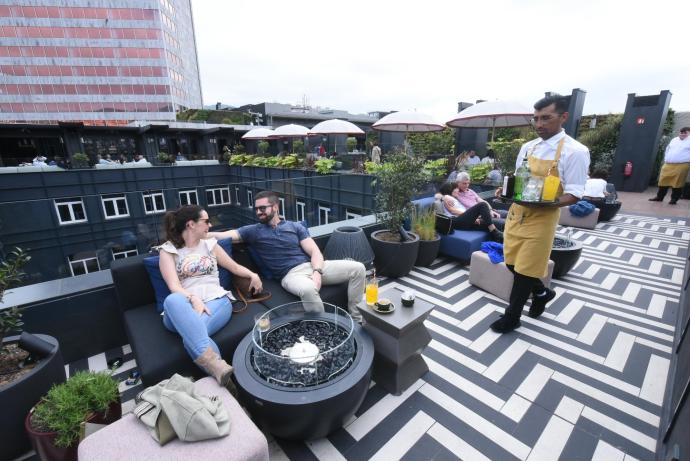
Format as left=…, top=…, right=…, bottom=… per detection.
left=194, top=347, right=238, bottom=396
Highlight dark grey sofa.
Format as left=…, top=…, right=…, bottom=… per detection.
left=110, top=242, right=348, bottom=386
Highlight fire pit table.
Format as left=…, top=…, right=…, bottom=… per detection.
left=232, top=302, right=374, bottom=440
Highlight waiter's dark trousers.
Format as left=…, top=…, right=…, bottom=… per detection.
left=655, top=186, right=683, bottom=202
left=505, top=265, right=545, bottom=319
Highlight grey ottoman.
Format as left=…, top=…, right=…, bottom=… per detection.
left=78, top=377, right=269, bottom=461
left=469, top=251, right=554, bottom=302
left=558, top=207, right=600, bottom=229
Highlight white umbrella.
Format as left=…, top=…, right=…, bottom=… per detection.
left=270, top=124, right=311, bottom=138
left=310, top=119, right=364, bottom=135
left=241, top=127, right=274, bottom=140
left=446, top=100, right=533, bottom=141
left=372, top=111, right=446, bottom=133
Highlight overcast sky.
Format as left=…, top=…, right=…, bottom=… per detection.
left=190, top=0, right=689, bottom=120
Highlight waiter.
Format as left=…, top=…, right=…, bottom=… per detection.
left=491, top=95, right=590, bottom=333
left=649, top=127, right=690, bottom=204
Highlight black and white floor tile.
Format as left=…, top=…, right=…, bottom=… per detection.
left=68, top=212, right=687, bottom=461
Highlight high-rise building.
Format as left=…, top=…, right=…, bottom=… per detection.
left=0, top=0, right=203, bottom=123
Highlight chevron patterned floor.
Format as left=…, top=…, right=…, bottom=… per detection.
left=64, top=212, right=687, bottom=461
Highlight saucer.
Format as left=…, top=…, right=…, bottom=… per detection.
left=371, top=303, right=396, bottom=314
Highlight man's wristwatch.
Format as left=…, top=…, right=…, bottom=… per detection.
left=313, top=268, right=323, bottom=275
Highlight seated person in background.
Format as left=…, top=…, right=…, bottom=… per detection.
left=97, top=154, right=111, bottom=165
left=436, top=181, right=504, bottom=242
left=451, top=171, right=507, bottom=221
left=176, top=152, right=188, bottom=161
left=133, top=154, right=147, bottom=163
left=32, top=155, right=48, bottom=166
left=485, top=163, right=503, bottom=185
left=481, top=149, right=496, bottom=166
left=583, top=169, right=609, bottom=202
left=210, top=191, right=365, bottom=322
left=158, top=205, right=262, bottom=393
left=466, top=150, right=481, bottom=166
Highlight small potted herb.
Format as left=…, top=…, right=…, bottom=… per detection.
left=412, top=207, right=440, bottom=267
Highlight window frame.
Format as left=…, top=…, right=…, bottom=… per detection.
left=67, top=252, right=100, bottom=276
left=100, top=193, right=129, bottom=219
left=54, top=197, right=87, bottom=225
left=246, top=190, right=253, bottom=208
left=206, top=186, right=231, bottom=207
left=278, top=197, right=285, bottom=218
left=178, top=189, right=198, bottom=206
left=111, top=246, right=138, bottom=260
left=296, top=201, right=306, bottom=223
left=142, top=190, right=166, bottom=214
left=318, top=205, right=331, bottom=226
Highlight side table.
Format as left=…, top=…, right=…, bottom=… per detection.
left=358, top=288, right=435, bottom=395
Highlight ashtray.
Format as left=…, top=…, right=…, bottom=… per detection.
left=401, top=291, right=416, bottom=307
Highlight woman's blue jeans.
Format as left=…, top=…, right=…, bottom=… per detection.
left=162, top=293, right=232, bottom=361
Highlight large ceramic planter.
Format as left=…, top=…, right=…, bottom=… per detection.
left=0, top=334, right=64, bottom=461
left=415, top=235, right=441, bottom=267
left=550, top=237, right=583, bottom=278
left=370, top=230, right=420, bottom=278
left=25, top=398, right=121, bottom=461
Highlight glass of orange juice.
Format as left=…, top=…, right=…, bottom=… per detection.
left=541, top=174, right=560, bottom=201
left=365, top=272, right=378, bottom=306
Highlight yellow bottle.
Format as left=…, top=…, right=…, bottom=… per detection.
left=541, top=170, right=560, bottom=201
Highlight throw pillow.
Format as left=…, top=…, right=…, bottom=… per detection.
left=143, top=255, right=169, bottom=313
left=216, top=238, right=233, bottom=290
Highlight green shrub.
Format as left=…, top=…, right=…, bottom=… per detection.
left=577, top=114, right=623, bottom=175
left=32, top=371, right=119, bottom=447
left=365, top=161, right=384, bottom=175
left=292, top=140, right=305, bottom=154
left=487, top=139, right=526, bottom=173
left=408, top=128, right=455, bottom=156
left=422, top=158, right=449, bottom=182
left=314, top=158, right=336, bottom=174
left=277, top=154, right=299, bottom=169
left=468, top=163, right=490, bottom=182
left=412, top=207, right=437, bottom=241
left=346, top=137, right=357, bottom=152
left=71, top=152, right=90, bottom=168
left=189, top=110, right=211, bottom=121
left=157, top=152, right=171, bottom=163
left=374, top=152, right=428, bottom=233
left=258, top=141, right=269, bottom=154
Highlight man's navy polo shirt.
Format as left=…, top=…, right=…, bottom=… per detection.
left=237, top=220, right=310, bottom=279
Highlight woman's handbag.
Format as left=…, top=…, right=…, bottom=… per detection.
left=435, top=214, right=454, bottom=235
left=231, top=276, right=271, bottom=312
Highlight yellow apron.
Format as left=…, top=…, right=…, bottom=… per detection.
left=658, top=162, right=690, bottom=188
left=504, top=139, right=565, bottom=278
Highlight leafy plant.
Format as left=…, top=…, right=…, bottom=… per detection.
left=468, top=163, right=490, bottom=182
left=422, top=158, right=449, bottom=182
left=250, top=156, right=269, bottom=167
left=0, top=248, right=30, bottom=305
left=374, top=152, right=428, bottom=234
left=314, top=158, right=336, bottom=174
left=232, top=143, right=246, bottom=155
left=71, top=153, right=90, bottom=168
left=346, top=137, right=357, bottom=152
left=31, top=371, right=119, bottom=447
left=486, top=139, right=526, bottom=174
left=412, top=208, right=437, bottom=241
left=407, top=127, right=455, bottom=156
left=277, top=154, right=300, bottom=169
left=364, top=161, right=384, bottom=175
left=157, top=152, right=171, bottom=163
left=577, top=114, right=623, bottom=175
left=228, top=154, right=247, bottom=165
left=292, top=140, right=305, bottom=154
left=258, top=141, right=270, bottom=155
left=0, top=307, right=24, bottom=344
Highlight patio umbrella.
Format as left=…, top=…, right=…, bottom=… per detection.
left=372, top=111, right=445, bottom=133
left=446, top=100, right=533, bottom=142
left=310, top=119, right=365, bottom=155
left=241, top=128, right=274, bottom=140
left=269, top=124, right=311, bottom=138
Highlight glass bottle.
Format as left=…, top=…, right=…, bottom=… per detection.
left=514, top=157, right=530, bottom=200
left=501, top=174, right=515, bottom=198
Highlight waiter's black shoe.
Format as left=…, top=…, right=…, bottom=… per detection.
left=669, top=199, right=678, bottom=205
left=648, top=197, right=663, bottom=201
left=490, top=315, right=521, bottom=333
left=529, top=288, right=556, bottom=318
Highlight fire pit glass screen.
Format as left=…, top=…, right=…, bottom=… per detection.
left=251, top=302, right=356, bottom=388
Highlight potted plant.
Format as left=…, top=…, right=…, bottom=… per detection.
left=1, top=249, right=66, bottom=461
left=370, top=151, right=428, bottom=277
left=550, top=232, right=583, bottom=278
left=314, top=158, right=336, bottom=175
left=157, top=151, right=171, bottom=164
left=70, top=153, right=90, bottom=169
left=346, top=137, right=357, bottom=152
left=257, top=141, right=270, bottom=155
left=412, top=208, right=440, bottom=267
left=25, top=370, right=121, bottom=461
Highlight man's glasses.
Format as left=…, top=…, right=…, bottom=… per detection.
left=254, top=205, right=272, bottom=212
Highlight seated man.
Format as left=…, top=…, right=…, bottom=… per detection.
left=210, top=191, right=365, bottom=322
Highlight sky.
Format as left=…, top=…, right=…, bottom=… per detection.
left=190, top=0, right=689, bottom=121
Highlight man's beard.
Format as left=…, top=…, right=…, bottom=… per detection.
left=258, top=209, right=275, bottom=224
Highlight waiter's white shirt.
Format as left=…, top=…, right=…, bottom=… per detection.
left=514, top=130, right=590, bottom=198
left=664, top=136, right=690, bottom=163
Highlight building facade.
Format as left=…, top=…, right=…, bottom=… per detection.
left=0, top=0, right=203, bottom=123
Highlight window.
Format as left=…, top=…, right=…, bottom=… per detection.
left=318, top=205, right=331, bottom=226
left=101, top=194, right=129, bottom=219
left=296, top=201, right=306, bottom=222
left=112, top=245, right=138, bottom=260
left=234, top=187, right=240, bottom=205
left=179, top=189, right=198, bottom=206
left=247, top=190, right=253, bottom=208
left=346, top=210, right=362, bottom=220
left=142, top=190, right=166, bottom=214
left=68, top=252, right=100, bottom=276
left=54, top=197, right=87, bottom=224
left=206, top=187, right=230, bottom=206
left=278, top=197, right=285, bottom=218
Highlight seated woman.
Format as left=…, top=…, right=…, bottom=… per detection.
left=158, top=205, right=262, bottom=392
left=436, top=181, right=503, bottom=242
left=452, top=171, right=508, bottom=221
